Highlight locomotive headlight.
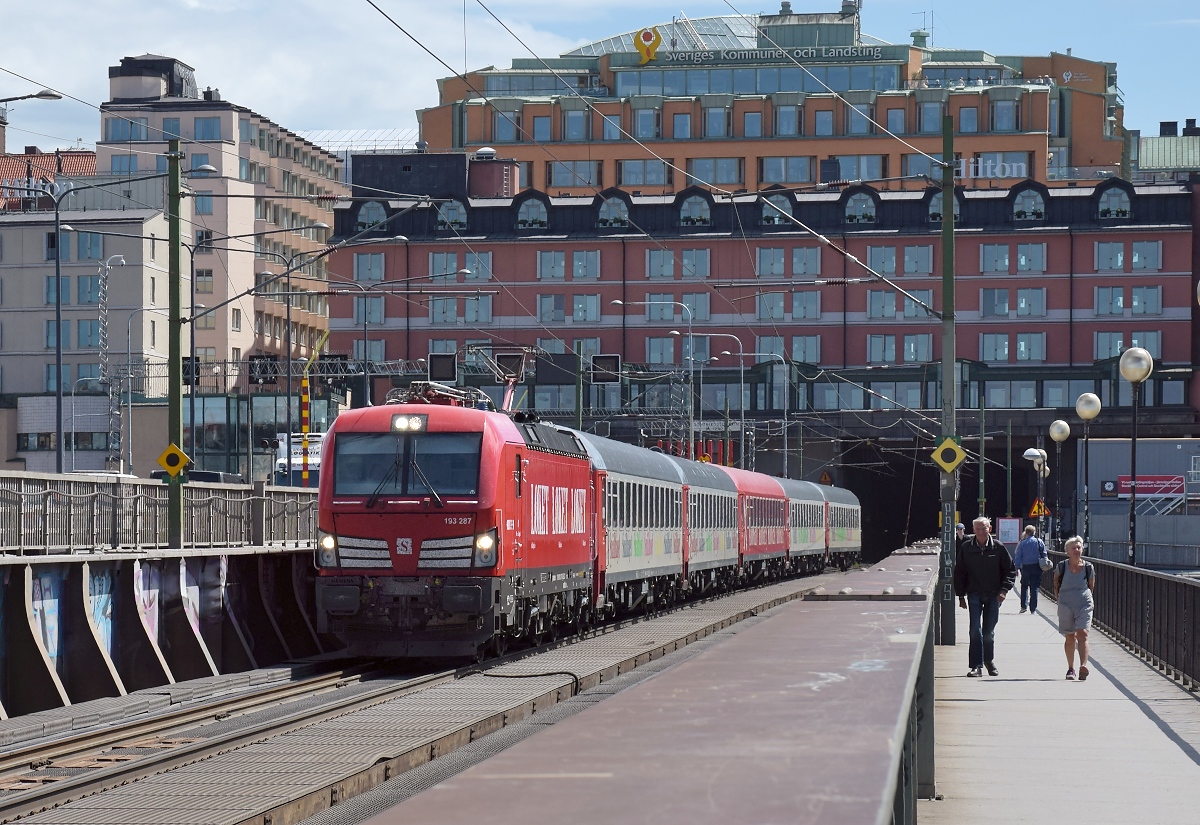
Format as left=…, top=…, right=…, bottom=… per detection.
left=473, top=529, right=498, bottom=567
left=317, top=531, right=338, bottom=567
left=391, top=414, right=428, bottom=432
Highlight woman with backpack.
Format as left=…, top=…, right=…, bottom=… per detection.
left=1054, top=535, right=1097, bottom=680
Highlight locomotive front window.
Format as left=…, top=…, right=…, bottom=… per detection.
left=333, top=432, right=483, bottom=497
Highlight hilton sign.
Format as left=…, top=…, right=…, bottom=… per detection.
left=956, top=157, right=1028, bottom=180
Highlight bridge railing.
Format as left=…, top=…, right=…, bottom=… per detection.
left=1043, top=552, right=1200, bottom=691
left=0, top=471, right=317, bottom=555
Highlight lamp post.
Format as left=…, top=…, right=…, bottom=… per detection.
left=0, top=88, right=63, bottom=104
left=1075, top=392, right=1102, bottom=552
left=730, top=351, right=787, bottom=476
left=1023, top=446, right=1049, bottom=536
left=686, top=354, right=718, bottom=457
left=1049, top=420, right=1071, bottom=551
left=698, top=332, right=746, bottom=467
left=1119, top=346, right=1154, bottom=566
left=614, top=299, right=694, bottom=457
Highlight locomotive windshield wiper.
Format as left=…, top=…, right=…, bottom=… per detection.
left=411, top=459, right=445, bottom=508
left=365, top=455, right=403, bottom=509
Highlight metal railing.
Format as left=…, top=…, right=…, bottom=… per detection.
left=0, top=470, right=316, bottom=555
left=1042, top=552, right=1200, bottom=690
left=1086, top=541, right=1200, bottom=570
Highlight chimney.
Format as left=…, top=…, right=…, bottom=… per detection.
left=840, top=0, right=859, bottom=16
left=24, top=146, right=41, bottom=155
left=911, top=29, right=930, bottom=48
left=1184, top=118, right=1200, bottom=137
left=1160, top=121, right=1179, bottom=137
left=779, top=1, right=792, bottom=13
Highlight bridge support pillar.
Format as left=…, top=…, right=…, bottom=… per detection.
left=159, top=558, right=219, bottom=681
left=228, top=555, right=289, bottom=665
left=3, top=566, right=70, bottom=715
left=63, top=563, right=126, bottom=702
left=114, top=561, right=174, bottom=690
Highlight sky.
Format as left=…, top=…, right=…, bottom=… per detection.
left=1, top=0, right=1197, bottom=155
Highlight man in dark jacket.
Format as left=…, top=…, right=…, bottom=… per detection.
left=954, top=516, right=1016, bottom=677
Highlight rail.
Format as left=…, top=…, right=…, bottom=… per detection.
left=1086, top=540, right=1200, bottom=569
left=0, top=470, right=317, bottom=555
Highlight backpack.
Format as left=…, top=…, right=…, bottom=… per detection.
left=1056, top=559, right=1094, bottom=583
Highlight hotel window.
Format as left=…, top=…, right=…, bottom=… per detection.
left=683, top=292, right=711, bottom=321
left=867, top=290, right=896, bottom=319
left=762, top=194, right=793, bottom=225
left=572, top=250, right=600, bottom=279
left=793, top=247, right=820, bottom=275
left=682, top=334, right=710, bottom=361
left=194, top=117, right=221, bottom=141
left=647, top=249, right=674, bottom=279
left=792, top=291, right=820, bottom=319
left=353, top=252, right=384, bottom=282
left=980, top=333, right=1009, bottom=362
left=904, top=290, right=934, bottom=318
left=618, top=159, right=669, bottom=186
left=598, top=198, right=629, bottom=227
left=959, top=107, right=978, bottom=133
left=110, top=154, right=137, bottom=174
left=990, top=100, right=1019, bottom=131
left=1016, top=333, right=1045, bottom=362
left=531, top=116, right=551, bottom=142
left=756, top=337, right=784, bottom=362
left=681, top=248, right=709, bottom=279
left=1095, top=242, right=1124, bottom=271
left=46, top=320, right=70, bottom=349
left=680, top=196, right=710, bottom=226
left=775, top=105, right=800, bottom=136
left=904, top=245, right=933, bottom=275
left=548, top=161, right=600, bottom=187
left=886, top=108, right=905, bottom=135
left=429, top=252, right=458, bottom=283
left=46, top=365, right=70, bottom=393
left=903, top=334, right=933, bottom=363
left=743, top=112, right=762, bottom=138
left=194, top=191, right=213, bottom=215
left=437, top=200, right=467, bottom=229
left=1016, top=243, right=1046, bottom=273
left=353, top=295, right=384, bottom=325
left=981, top=244, right=1009, bottom=273
left=1098, top=188, right=1131, bottom=219
left=540, top=294, right=566, bottom=323
left=918, top=102, right=942, bottom=134
left=633, top=108, right=659, bottom=139
left=355, top=201, right=386, bottom=232
left=78, top=320, right=100, bottom=349
left=493, top=111, right=519, bottom=142
left=760, top=157, right=812, bottom=184
left=837, top=156, right=884, bottom=181
left=196, top=269, right=214, bottom=294
left=1095, top=332, right=1124, bottom=359
left=645, top=294, right=673, bottom=321
left=981, top=289, right=1009, bottom=317
left=844, top=192, right=876, bottom=223
left=868, top=334, right=896, bottom=363
left=704, top=107, right=730, bottom=138
left=76, top=232, right=102, bottom=260
left=538, top=250, right=565, bottom=280
left=537, top=338, right=565, bottom=355
left=1016, top=288, right=1046, bottom=317
left=429, top=297, right=457, bottom=325
left=867, top=246, right=896, bottom=275
left=1131, top=286, right=1162, bottom=315
left=1131, top=331, right=1161, bottom=359
left=975, top=151, right=1030, bottom=177
left=847, top=105, right=873, bottom=135
left=757, top=293, right=785, bottom=320
left=673, top=113, right=691, bottom=139
left=575, top=338, right=601, bottom=359
left=687, top=158, right=742, bottom=186
left=78, top=275, right=100, bottom=304
left=1095, top=287, right=1123, bottom=316
left=1132, top=241, right=1161, bottom=271
left=928, top=191, right=959, bottom=222
left=814, top=110, right=834, bottom=136
left=563, top=110, right=588, bottom=141
left=792, top=335, right=820, bottom=363
left=756, top=248, right=786, bottom=277
left=1013, top=190, right=1044, bottom=221
left=601, top=114, right=621, bottom=141
left=646, top=337, right=675, bottom=364
left=464, top=295, right=493, bottom=323
left=518, top=200, right=548, bottom=228
left=354, top=339, right=386, bottom=362
left=162, top=117, right=181, bottom=139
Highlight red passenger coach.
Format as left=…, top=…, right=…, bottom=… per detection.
left=717, top=466, right=789, bottom=579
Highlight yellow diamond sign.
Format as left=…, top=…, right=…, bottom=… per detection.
left=157, top=443, right=191, bottom=477
left=931, top=438, right=967, bottom=473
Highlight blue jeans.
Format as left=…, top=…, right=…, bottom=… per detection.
left=1020, top=565, right=1042, bottom=612
left=967, top=593, right=1001, bottom=669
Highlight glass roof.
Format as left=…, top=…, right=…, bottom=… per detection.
left=564, top=15, right=760, bottom=57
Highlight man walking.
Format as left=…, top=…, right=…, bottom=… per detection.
left=954, top=516, right=1016, bottom=677
left=1012, top=524, right=1048, bottom=614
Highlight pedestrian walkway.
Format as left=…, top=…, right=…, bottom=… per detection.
left=919, top=584, right=1200, bottom=823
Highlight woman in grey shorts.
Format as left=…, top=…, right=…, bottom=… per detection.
left=1054, top=536, right=1097, bottom=680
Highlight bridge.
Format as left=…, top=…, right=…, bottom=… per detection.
left=0, top=470, right=1197, bottom=823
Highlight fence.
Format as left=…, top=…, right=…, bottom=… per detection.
left=1043, top=552, right=1200, bottom=690
left=0, top=470, right=317, bottom=555
left=1087, top=540, right=1200, bottom=569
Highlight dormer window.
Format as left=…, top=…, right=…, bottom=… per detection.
left=680, top=196, right=710, bottom=227
left=598, top=197, right=629, bottom=228
left=1013, top=190, right=1045, bottom=221
left=928, top=191, right=960, bottom=223
left=517, top=199, right=547, bottom=229
left=1098, top=188, right=1131, bottom=219
left=845, top=192, right=875, bottom=224
left=355, top=201, right=387, bottom=232
left=762, top=195, right=792, bottom=226
left=437, top=200, right=467, bottom=230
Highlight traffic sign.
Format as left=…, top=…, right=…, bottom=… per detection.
left=931, top=438, right=967, bottom=473
left=1028, top=498, right=1050, bottom=518
left=818, top=471, right=833, bottom=486
left=157, top=444, right=191, bottom=477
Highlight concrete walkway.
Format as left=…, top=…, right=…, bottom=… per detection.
left=919, top=583, right=1200, bottom=823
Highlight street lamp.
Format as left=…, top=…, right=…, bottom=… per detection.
left=614, top=299, right=695, bottom=457
left=1023, top=447, right=1049, bottom=536
left=1049, top=419, right=1071, bottom=551
left=1075, top=392, right=1102, bottom=552
left=686, top=354, right=718, bottom=457
left=0, top=88, right=63, bottom=103
left=1119, top=346, right=1154, bottom=566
